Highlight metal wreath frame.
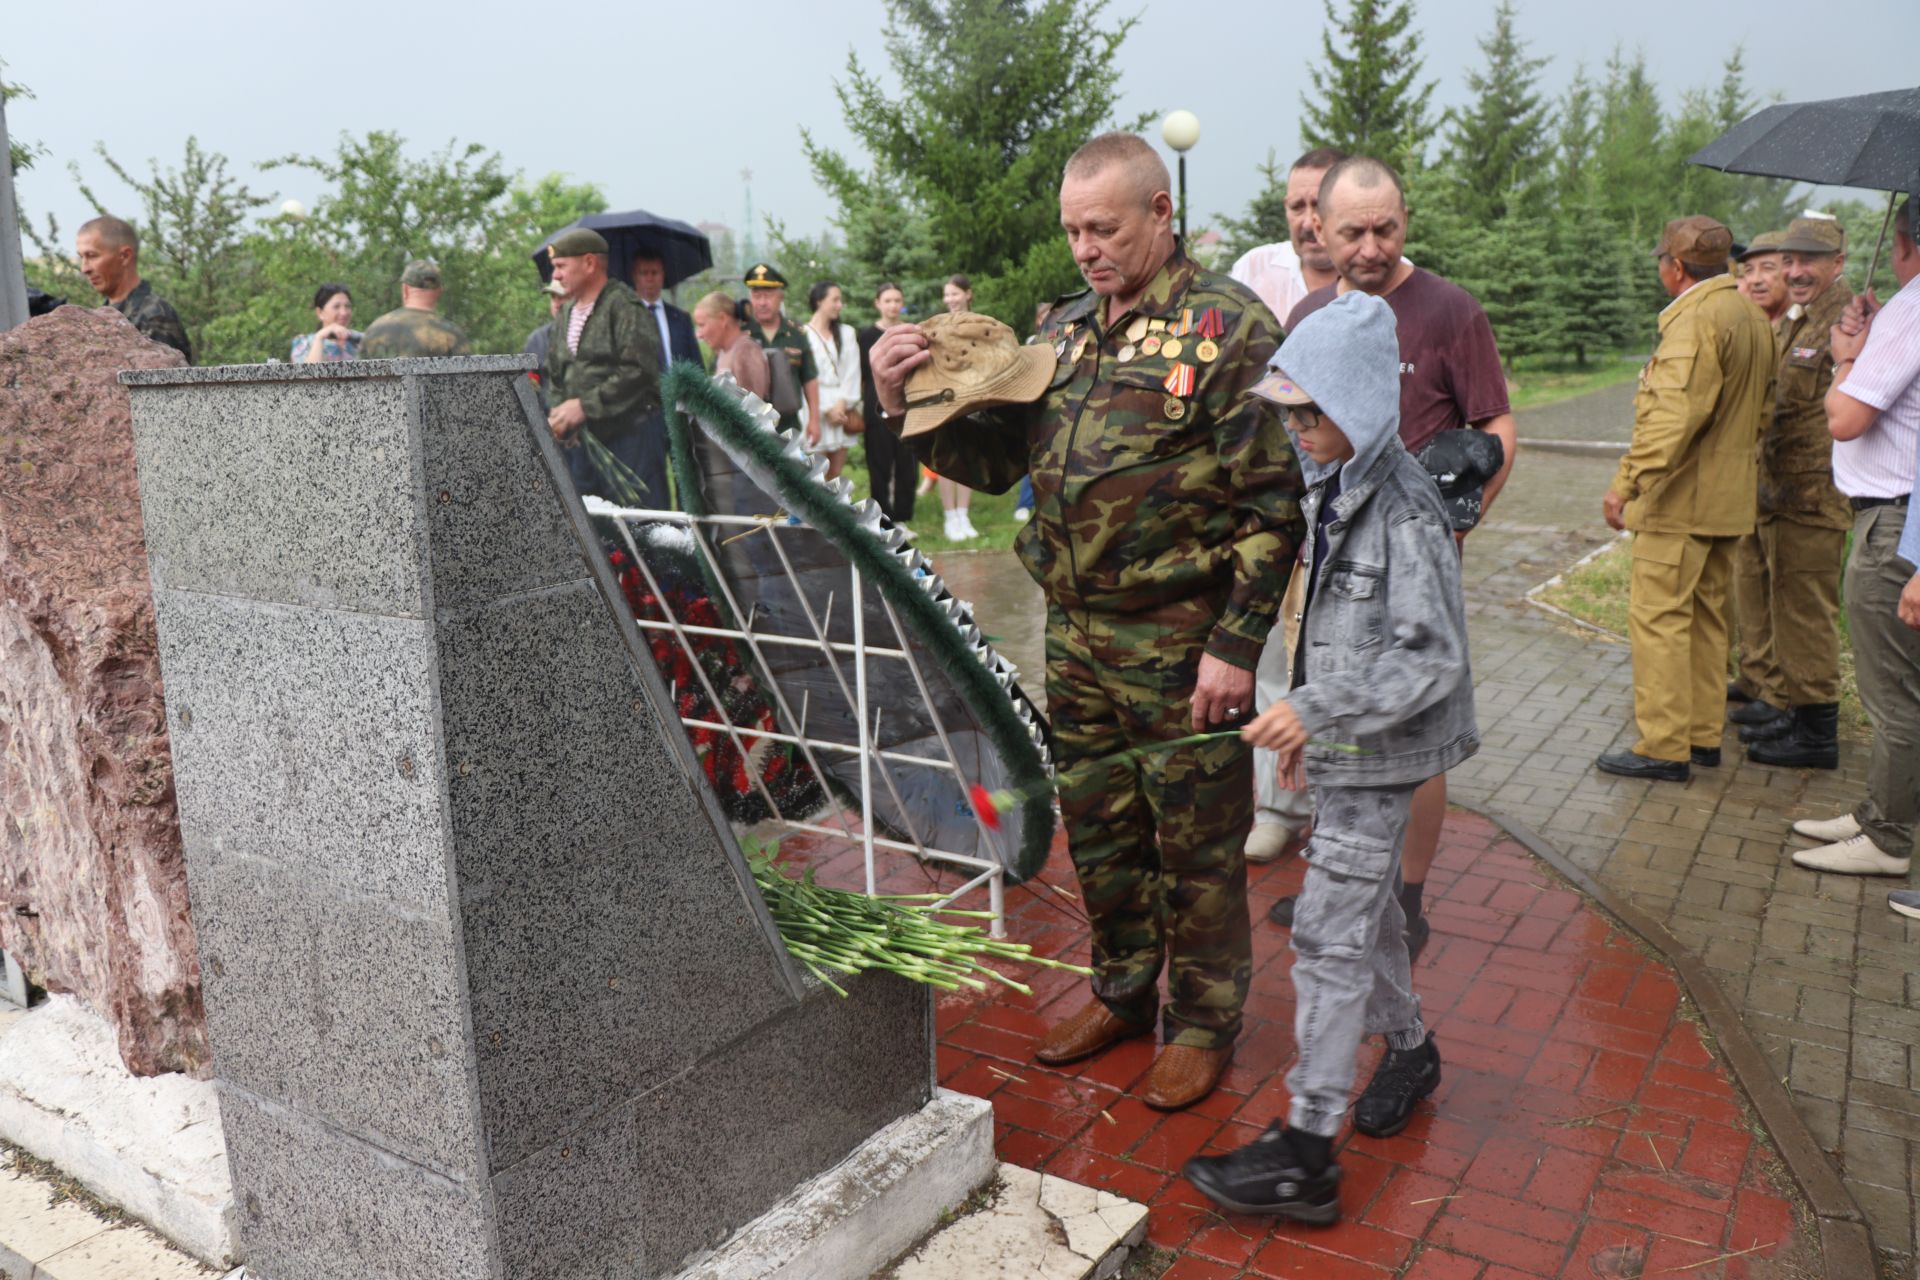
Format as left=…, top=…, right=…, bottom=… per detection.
left=580, top=370, right=1059, bottom=937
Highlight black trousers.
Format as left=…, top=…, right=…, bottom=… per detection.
left=864, top=416, right=918, bottom=523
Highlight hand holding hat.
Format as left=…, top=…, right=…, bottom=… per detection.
left=898, top=311, right=1055, bottom=438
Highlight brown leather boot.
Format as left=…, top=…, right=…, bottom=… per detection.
left=1140, top=1043, right=1234, bottom=1111
left=1033, top=999, right=1152, bottom=1066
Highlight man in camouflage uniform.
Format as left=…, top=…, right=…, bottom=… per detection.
left=543, top=227, right=666, bottom=502
left=871, top=132, right=1304, bottom=1111
left=742, top=262, right=820, bottom=437
left=1734, top=216, right=1854, bottom=770
left=74, top=215, right=191, bottom=362
left=359, top=260, right=472, bottom=358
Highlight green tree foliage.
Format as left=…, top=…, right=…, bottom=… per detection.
left=2, top=67, right=46, bottom=178
left=803, top=0, right=1145, bottom=329
left=1405, top=164, right=1557, bottom=368
left=1551, top=67, right=1598, bottom=203
left=1442, top=1, right=1553, bottom=221
left=1553, top=183, right=1643, bottom=363
left=1216, top=150, right=1290, bottom=264
left=1300, top=0, right=1437, bottom=176
left=24, top=132, right=604, bottom=364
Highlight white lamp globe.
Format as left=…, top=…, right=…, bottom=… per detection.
left=1161, top=110, right=1201, bottom=153
left=279, top=198, right=308, bottom=221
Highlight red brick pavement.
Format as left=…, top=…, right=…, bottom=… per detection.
left=782, top=811, right=1817, bottom=1278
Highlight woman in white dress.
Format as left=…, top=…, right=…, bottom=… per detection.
left=803, top=281, right=861, bottom=482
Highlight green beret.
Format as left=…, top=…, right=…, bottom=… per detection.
left=743, top=262, right=788, bottom=290
left=400, top=259, right=442, bottom=288
left=549, top=228, right=610, bottom=258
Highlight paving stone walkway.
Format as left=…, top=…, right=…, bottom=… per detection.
left=790, top=813, right=1818, bottom=1278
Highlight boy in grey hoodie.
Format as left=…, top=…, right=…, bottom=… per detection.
left=1184, top=291, right=1479, bottom=1222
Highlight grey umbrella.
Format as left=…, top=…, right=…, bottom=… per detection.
left=1688, top=86, right=1919, bottom=285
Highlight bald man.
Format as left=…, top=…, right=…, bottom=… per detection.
left=870, top=132, right=1305, bottom=1112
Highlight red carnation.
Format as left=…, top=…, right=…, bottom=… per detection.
left=969, top=783, right=1002, bottom=831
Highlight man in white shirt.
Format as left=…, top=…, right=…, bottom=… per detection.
left=1229, top=147, right=1345, bottom=866
left=1793, top=197, right=1920, bottom=910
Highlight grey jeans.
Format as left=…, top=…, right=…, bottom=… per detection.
left=1846, top=504, right=1920, bottom=858
left=1287, top=782, right=1428, bottom=1138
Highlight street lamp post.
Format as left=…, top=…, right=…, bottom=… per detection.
left=1161, top=110, right=1201, bottom=245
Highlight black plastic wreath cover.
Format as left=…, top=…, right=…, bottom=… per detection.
left=634, top=364, right=1057, bottom=883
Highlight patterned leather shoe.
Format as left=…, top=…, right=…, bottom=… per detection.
left=1032, top=999, right=1152, bottom=1066
left=1140, top=1043, right=1233, bottom=1111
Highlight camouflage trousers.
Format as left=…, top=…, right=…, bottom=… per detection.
left=1046, top=603, right=1253, bottom=1051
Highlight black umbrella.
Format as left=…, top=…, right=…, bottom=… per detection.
left=1688, top=86, right=1919, bottom=284
left=533, top=209, right=713, bottom=292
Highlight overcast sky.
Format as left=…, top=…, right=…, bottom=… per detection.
left=6, top=0, right=1912, bottom=259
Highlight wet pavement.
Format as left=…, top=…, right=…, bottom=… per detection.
left=788, top=813, right=1818, bottom=1278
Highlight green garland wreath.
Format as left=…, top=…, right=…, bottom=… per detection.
left=661, top=364, right=1056, bottom=882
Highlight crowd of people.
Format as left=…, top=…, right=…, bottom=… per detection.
left=70, top=124, right=1920, bottom=1227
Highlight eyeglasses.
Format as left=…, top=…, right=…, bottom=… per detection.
left=1289, top=403, right=1325, bottom=431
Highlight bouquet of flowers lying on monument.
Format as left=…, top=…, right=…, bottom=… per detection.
left=607, top=542, right=826, bottom=823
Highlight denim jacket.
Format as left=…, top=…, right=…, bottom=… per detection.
left=1283, top=437, right=1479, bottom=787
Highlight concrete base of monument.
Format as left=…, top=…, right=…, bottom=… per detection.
left=0, top=997, right=233, bottom=1268
left=676, top=1088, right=995, bottom=1280
left=888, top=1163, right=1150, bottom=1280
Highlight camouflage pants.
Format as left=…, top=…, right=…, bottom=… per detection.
left=1046, top=603, right=1254, bottom=1050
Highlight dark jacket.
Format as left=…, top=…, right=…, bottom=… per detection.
left=545, top=279, right=664, bottom=436
left=657, top=300, right=698, bottom=368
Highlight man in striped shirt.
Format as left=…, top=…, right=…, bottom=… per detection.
left=1791, top=197, right=1920, bottom=910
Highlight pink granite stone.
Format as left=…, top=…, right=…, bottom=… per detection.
left=0, top=305, right=210, bottom=1077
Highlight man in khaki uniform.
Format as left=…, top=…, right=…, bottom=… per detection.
left=1597, top=216, right=1776, bottom=782
left=1734, top=231, right=1790, bottom=323
left=1729, top=217, right=1853, bottom=769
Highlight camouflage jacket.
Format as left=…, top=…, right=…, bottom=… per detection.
left=112, top=280, right=192, bottom=364
left=545, top=280, right=663, bottom=433
left=1759, top=278, right=1853, bottom=528
left=921, top=252, right=1304, bottom=670
left=359, top=306, right=473, bottom=359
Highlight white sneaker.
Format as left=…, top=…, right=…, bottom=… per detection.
left=1791, top=812, right=1860, bottom=844
left=1791, top=834, right=1911, bottom=877
left=942, top=510, right=961, bottom=540
left=956, top=512, right=981, bottom=540
left=1245, top=822, right=1307, bottom=864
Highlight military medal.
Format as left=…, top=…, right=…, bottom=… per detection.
left=1118, top=343, right=1137, bottom=362
left=1195, top=339, right=1219, bottom=363
left=1162, top=363, right=1196, bottom=398
left=1148, top=318, right=1168, bottom=332
left=1141, top=335, right=1163, bottom=356
left=1125, top=316, right=1150, bottom=344
left=1196, top=307, right=1225, bottom=339
left=1160, top=338, right=1183, bottom=360
left=1073, top=336, right=1090, bottom=362
left=1164, top=397, right=1187, bottom=420
left=1174, top=308, right=1195, bottom=336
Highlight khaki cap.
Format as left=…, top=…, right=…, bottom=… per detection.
left=1657, top=216, right=1734, bottom=268
left=1248, top=370, right=1313, bottom=405
left=1775, top=215, right=1846, bottom=255
left=1736, top=230, right=1787, bottom=261
left=401, top=259, right=443, bottom=288
left=902, top=311, right=1055, bottom=438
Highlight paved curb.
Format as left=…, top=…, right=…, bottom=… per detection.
left=1512, top=437, right=1630, bottom=455
left=1460, top=804, right=1880, bottom=1280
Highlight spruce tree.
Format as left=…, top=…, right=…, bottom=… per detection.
left=1216, top=151, right=1290, bottom=263
left=1443, top=0, right=1553, bottom=222
left=1300, top=0, right=1437, bottom=175
left=1553, top=182, right=1643, bottom=363
left=1551, top=67, right=1598, bottom=204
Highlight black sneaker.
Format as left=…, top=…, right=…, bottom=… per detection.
left=1352, top=1034, right=1441, bottom=1138
left=1183, top=1125, right=1341, bottom=1223
left=1267, top=895, right=1297, bottom=928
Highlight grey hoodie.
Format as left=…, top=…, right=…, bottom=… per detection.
left=1252, top=291, right=1479, bottom=787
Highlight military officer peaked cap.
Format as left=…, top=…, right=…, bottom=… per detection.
left=1774, top=215, right=1846, bottom=256
left=548, top=228, right=610, bottom=258
left=743, top=262, right=788, bottom=290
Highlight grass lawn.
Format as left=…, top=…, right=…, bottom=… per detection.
left=1506, top=355, right=1643, bottom=412
left=1535, top=536, right=1866, bottom=729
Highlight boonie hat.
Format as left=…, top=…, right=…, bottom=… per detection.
left=548, top=227, right=609, bottom=258
left=743, top=262, right=788, bottom=290
left=1656, top=216, right=1734, bottom=268
left=400, top=259, right=443, bottom=288
left=1774, top=214, right=1846, bottom=255
left=901, top=311, right=1055, bottom=438
left=1736, top=230, right=1787, bottom=261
